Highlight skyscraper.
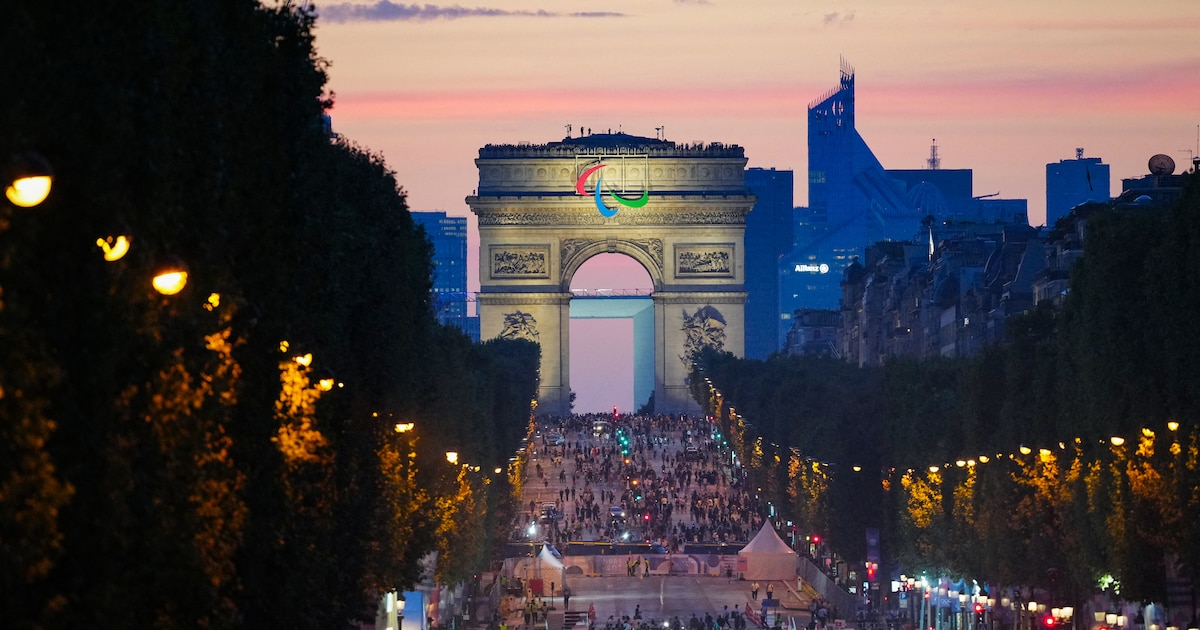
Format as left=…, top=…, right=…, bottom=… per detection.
left=411, top=211, right=477, bottom=339
left=1046, top=149, right=1109, bottom=227
left=780, top=63, right=920, bottom=314
left=743, top=167, right=794, bottom=358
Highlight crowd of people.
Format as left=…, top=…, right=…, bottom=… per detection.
left=601, top=603, right=756, bottom=630
left=499, top=413, right=859, bottom=630
left=521, top=413, right=774, bottom=551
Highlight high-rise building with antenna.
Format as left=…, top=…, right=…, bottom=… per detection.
left=779, top=62, right=920, bottom=313
left=1045, top=148, right=1110, bottom=227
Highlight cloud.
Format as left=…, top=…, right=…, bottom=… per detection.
left=823, top=10, right=854, bottom=27
left=319, top=1, right=624, bottom=23
left=329, top=85, right=818, bottom=120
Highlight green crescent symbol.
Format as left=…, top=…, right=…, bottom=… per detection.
left=609, top=189, right=649, bottom=208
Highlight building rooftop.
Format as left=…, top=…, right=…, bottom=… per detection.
left=478, top=131, right=744, bottom=158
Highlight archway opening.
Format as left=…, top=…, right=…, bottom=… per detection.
left=568, top=253, right=653, bottom=414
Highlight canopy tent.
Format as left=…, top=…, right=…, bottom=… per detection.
left=537, top=544, right=564, bottom=571
left=737, top=522, right=799, bottom=580
left=523, top=544, right=566, bottom=596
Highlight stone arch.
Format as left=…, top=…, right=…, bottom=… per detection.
left=467, top=134, right=754, bottom=416
left=558, top=239, right=663, bottom=293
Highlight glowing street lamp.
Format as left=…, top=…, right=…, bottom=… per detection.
left=445, top=451, right=458, bottom=465
left=96, top=233, right=131, bottom=261
left=4, top=152, right=53, bottom=208
left=310, top=367, right=336, bottom=392
left=152, top=258, right=189, bottom=295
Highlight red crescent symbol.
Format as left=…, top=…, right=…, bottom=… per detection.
left=575, top=163, right=607, bottom=195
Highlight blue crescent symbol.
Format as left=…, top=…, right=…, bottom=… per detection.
left=594, top=175, right=619, bottom=218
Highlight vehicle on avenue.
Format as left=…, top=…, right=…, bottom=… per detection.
left=540, top=502, right=562, bottom=523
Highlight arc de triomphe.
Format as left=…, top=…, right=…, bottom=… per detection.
left=466, top=132, right=754, bottom=416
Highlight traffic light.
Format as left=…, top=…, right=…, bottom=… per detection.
left=1042, top=616, right=1055, bottom=627
left=974, top=603, right=985, bottom=624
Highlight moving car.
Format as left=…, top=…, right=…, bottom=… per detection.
left=540, top=503, right=561, bottom=523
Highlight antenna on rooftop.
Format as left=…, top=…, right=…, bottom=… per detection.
left=927, top=139, right=940, bottom=170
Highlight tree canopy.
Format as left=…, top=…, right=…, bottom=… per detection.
left=1, top=3, right=539, bottom=628
left=695, top=172, right=1200, bottom=608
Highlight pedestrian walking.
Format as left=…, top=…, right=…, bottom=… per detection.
left=751, top=582, right=760, bottom=600
left=766, top=583, right=773, bottom=601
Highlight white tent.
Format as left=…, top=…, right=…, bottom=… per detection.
left=737, top=522, right=798, bottom=580
left=523, top=544, right=566, bottom=596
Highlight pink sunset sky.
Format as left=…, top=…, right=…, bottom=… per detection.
left=312, top=0, right=1200, bottom=413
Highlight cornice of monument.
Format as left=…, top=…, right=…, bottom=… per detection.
left=476, top=292, right=573, bottom=306
left=470, top=203, right=751, bottom=227
left=652, top=291, right=748, bottom=305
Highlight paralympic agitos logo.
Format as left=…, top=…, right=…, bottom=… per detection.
left=575, top=162, right=649, bottom=218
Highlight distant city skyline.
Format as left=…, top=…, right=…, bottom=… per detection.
left=315, top=0, right=1200, bottom=409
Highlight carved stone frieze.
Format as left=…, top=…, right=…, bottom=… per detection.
left=629, top=238, right=664, bottom=268
left=499, top=311, right=539, bottom=342
left=559, top=237, right=663, bottom=270
left=490, top=245, right=549, bottom=278
left=678, top=305, right=727, bottom=368
left=675, top=243, right=735, bottom=277
left=560, top=238, right=593, bottom=263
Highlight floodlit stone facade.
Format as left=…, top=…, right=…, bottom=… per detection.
left=467, top=132, right=754, bottom=415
